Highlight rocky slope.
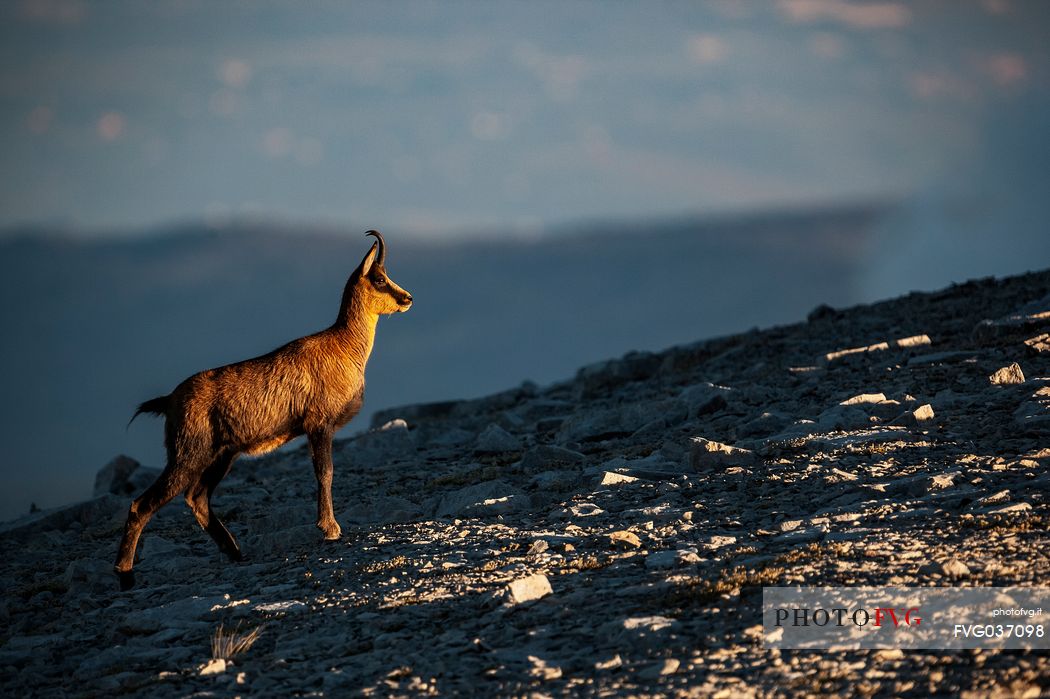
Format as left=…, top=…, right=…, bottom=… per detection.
left=2, top=270, right=1049, bottom=697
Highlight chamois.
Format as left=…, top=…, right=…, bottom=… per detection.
left=115, top=230, right=412, bottom=590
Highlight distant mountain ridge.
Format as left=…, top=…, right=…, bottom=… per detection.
left=0, top=203, right=888, bottom=520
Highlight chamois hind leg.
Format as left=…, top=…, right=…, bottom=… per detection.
left=307, top=427, right=341, bottom=540
left=186, top=451, right=243, bottom=563
left=114, top=458, right=195, bottom=591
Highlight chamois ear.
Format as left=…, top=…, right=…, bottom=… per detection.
left=356, top=241, right=379, bottom=278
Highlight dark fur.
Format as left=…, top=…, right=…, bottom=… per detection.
left=115, top=231, right=412, bottom=590
left=127, top=396, right=168, bottom=427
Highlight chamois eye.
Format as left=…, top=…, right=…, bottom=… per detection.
left=374, top=277, right=386, bottom=287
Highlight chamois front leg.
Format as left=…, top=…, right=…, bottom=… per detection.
left=308, top=428, right=341, bottom=540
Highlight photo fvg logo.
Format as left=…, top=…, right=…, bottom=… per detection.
left=764, top=587, right=1048, bottom=650
left=774, top=606, right=922, bottom=629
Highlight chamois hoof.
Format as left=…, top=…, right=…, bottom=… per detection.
left=116, top=569, right=135, bottom=591
left=318, top=522, right=342, bottom=540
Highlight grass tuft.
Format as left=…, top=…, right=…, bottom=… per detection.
left=211, top=622, right=264, bottom=661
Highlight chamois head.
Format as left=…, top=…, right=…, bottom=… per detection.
left=353, top=230, right=413, bottom=315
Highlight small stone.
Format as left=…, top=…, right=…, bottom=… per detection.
left=600, top=471, right=639, bottom=486
left=984, top=502, right=1032, bottom=514
left=892, top=403, right=936, bottom=427
left=608, top=530, right=642, bottom=549
left=519, top=445, right=586, bottom=471
left=199, top=658, right=227, bottom=676
left=824, top=341, right=890, bottom=362
left=433, top=480, right=528, bottom=518
left=975, top=489, right=1010, bottom=506
left=474, top=424, right=522, bottom=454
left=645, top=551, right=678, bottom=569
left=505, top=574, right=552, bottom=606
left=594, top=654, right=623, bottom=671
left=989, top=362, right=1025, bottom=385
left=895, top=334, right=932, bottom=348
left=644, top=549, right=699, bottom=569
left=93, top=455, right=160, bottom=498
left=840, top=393, right=887, bottom=406
left=926, top=473, right=955, bottom=492
left=530, top=470, right=581, bottom=490
left=679, top=382, right=730, bottom=417
left=640, top=658, right=680, bottom=679
left=688, top=437, right=757, bottom=470
left=659, top=658, right=680, bottom=675
left=526, top=539, right=549, bottom=556
left=120, top=595, right=229, bottom=634
left=876, top=649, right=905, bottom=661
left=622, top=615, right=676, bottom=633
left=940, top=559, right=970, bottom=579
left=702, top=535, right=737, bottom=549
left=913, top=404, right=935, bottom=421
left=816, top=404, right=871, bottom=431
left=677, top=550, right=702, bottom=565
left=377, top=418, right=409, bottom=431
left=1024, top=333, right=1050, bottom=353
left=527, top=655, right=562, bottom=680
left=569, top=502, right=605, bottom=517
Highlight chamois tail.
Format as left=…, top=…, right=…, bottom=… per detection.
left=127, top=395, right=170, bottom=428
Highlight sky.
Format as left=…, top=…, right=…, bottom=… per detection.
left=2, top=0, right=1048, bottom=237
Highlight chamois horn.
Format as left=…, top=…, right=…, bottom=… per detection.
left=366, top=229, right=386, bottom=266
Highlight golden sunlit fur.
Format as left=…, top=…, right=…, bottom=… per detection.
left=115, top=231, right=412, bottom=590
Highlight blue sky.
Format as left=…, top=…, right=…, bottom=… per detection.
left=1, top=0, right=1048, bottom=236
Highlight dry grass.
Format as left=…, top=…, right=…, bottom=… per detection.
left=211, top=622, right=264, bottom=661
left=562, top=554, right=609, bottom=572
left=960, top=512, right=1044, bottom=532
left=661, top=541, right=860, bottom=610
left=357, top=555, right=411, bottom=575
left=662, top=563, right=787, bottom=608
left=773, top=541, right=852, bottom=566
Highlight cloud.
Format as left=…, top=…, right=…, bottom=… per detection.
left=706, top=0, right=755, bottom=20
left=218, top=59, right=252, bottom=89
left=470, top=111, right=511, bottom=141
left=258, top=34, right=491, bottom=89
left=809, top=32, right=846, bottom=59
left=26, top=106, right=53, bottom=134
left=908, top=72, right=975, bottom=101
left=208, top=89, right=240, bottom=117
left=17, top=0, right=86, bottom=25
left=261, top=127, right=323, bottom=166
left=512, top=43, right=590, bottom=102
left=96, top=111, right=125, bottom=141
left=687, top=34, right=729, bottom=65
left=776, top=0, right=911, bottom=29
left=980, top=0, right=1011, bottom=15
left=981, top=52, right=1026, bottom=86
